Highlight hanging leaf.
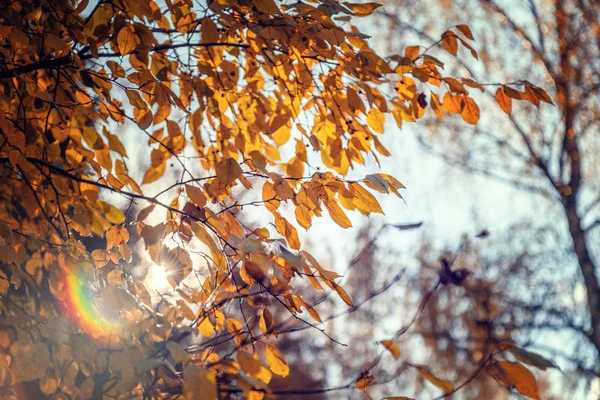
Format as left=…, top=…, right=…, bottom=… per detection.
left=343, top=2, right=383, bottom=17
left=416, top=366, right=453, bottom=393
left=355, top=370, right=374, bottom=392
left=441, top=31, right=458, bottom=56
left=266, top=345, right=289, bottom=377
left=117, top=26, right=136, bottom=55
left=495, top=86, right=513, bottom=114
left=215, top=158, right=243, bottom=186
left=499, top=342, right=558, bottom=371
left=381, top=340, right=401, bottom=359
left=487, top=361, right=540, bottom=400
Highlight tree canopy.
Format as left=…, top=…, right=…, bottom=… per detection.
left=0, top=0, right=553, bottom=399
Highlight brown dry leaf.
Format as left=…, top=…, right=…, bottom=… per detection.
left=441, top=31, right=458, bottom=55
left=117, top=26, right=136, bottom=55
left=487, top=361, right=540, bottom=400
left=216, top=158, right=243, bottom=186
left=417, top=366, right=453, bottom=393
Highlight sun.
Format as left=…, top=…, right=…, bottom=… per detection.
left=145, top=264, right=171, bottom=292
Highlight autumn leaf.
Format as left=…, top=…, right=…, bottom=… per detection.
left=455, top=24, right=474, bottom=40
left=349, top=182, right=384, bottom=214
left=499, top=342, right=558, bottom=371
left=461, top=96, right=480, bottom=124
left=495, top=86, right=512, bottom=114
left=266, top=345, right=289, bottom=377
left=487, top=361, right=540, bottom=400
left=416, top=366, right=453, bottom=393
left=441, top=31, right=458, bottom=55
left=324, top=201, right=353, bottom=229
left=381, top=340, right=401, bottom=359
left=355, top=370, right=374, bottom=392
left=117, top=26, right=136, bottom=55
left=184, top=365, right=217, bottom=400
left=343, top=2, right=383, bottom=16
left=215, top=158, right=243, bottom=186
left=367, top=107, right=385, bottom=133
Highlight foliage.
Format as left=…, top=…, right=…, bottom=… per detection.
left=0, top=0, right=551, bottom=398
left=377, top=0, right=600, bottom=396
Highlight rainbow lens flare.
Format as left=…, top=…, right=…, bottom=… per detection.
left=59, top=273, right=123, bottom=342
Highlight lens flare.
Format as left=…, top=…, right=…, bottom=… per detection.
left=59, top=273, right=122, bottom=342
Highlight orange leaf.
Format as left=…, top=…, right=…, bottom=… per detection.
left=495, top=87, right=512, bottom=114
left=381, top=340, right=400, bottom=359
left=461, top=96, right=480, bottom=124
left=441, top=31, right=458, bottom=56
left=343, top=2, right=382, bottom=17
left=417, top=366, right=453, bottom=393
left=487, top=361, right=540, bottom=400
left=355, top=371, right=374, bottom=392
left=455, top=24, right=474, bottom=40
left=117, top=26, right=136, bottom=55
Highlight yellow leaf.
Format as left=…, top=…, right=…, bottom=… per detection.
left=334, top=283, right=353, bottom=307
left=265, top=345, right=289, bottom=377
left=355, top=371, right=374, bottom=392
left=216, top=158, right=243, bottom=186
left=184, top=364, right=217, bottom=400
left=324, top=201, right=352, bottom=229
left=349, top=182, right=384, bottom=214
left=117, top=26, right=136, bottom=55
left=487, top=361, right=540, bottom=400
left=365, top=173, right=405, bottom=198
left=191, top=222, right=225, bottom=269
left=367, top=107, right=385, bottom=133
left=417, top=366, right=453, bottom=393
left=104, top=203, right=125, bottom=224
left=381, top=340, right=400, bottom=359
left=143, top=162, right=166, bottom=184
left=274, top=212, right=300, bottom=250
left=294, top=205, right=312, bottom=230
left=237, top=351, right=262, bottom=376
left=343, top=2, right=383, bottom=16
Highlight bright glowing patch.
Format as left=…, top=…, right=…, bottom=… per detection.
left=60, top=273, right=122, bottom=342
left=146, top=264, right=171, bottom=292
